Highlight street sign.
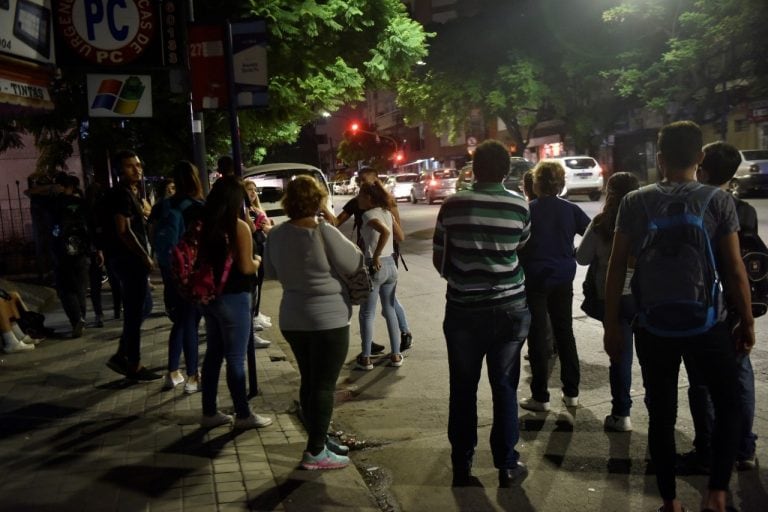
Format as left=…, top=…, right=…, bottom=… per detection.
left=231, top=19, right=267, bottom=108
left=188, top=24, right=227, bottom=110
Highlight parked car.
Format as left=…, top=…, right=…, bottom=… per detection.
left=731, top=149, right=768, bottom=198
left=410, top=168, right=459, bottom=204
left=243, top=163, right=333, bottom=224
left=333, top=180, right=348, bottom=194
left=389, top=173, right=419, bottom=201
left=543, top=156, right=604, bottom=201
left=456, top=157, right=534, bottom=194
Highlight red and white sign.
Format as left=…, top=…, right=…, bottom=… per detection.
left=54, top=0, right=157, bottom=65
left=188, top=24, right=228, bottom=111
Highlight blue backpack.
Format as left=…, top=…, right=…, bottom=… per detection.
left=152, top=197, right=193, bottom=268
left=632, top=183, right=722, bottom=337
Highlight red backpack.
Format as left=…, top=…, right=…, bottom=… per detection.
left=171, top=221, right=233, bottom=304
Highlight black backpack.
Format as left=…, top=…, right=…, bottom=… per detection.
left=739, top=231, right=768, bottom=317
left=53, top=196, right=89, bottom=257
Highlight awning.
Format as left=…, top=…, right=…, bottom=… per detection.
left=0, top=59, right=55, bottom=115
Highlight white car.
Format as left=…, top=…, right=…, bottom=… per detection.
left=543, top=156, right=604, bottom=201
left=731, top=149, right=768, bottom=198
left=333, top=180, right=349, bottom=194
left=389, top=173, right=419, bottom=201
left=243, top=163, right=333, bottom=224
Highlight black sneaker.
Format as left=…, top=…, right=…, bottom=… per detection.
left=72, top=319, right=85, bottom=339
left=371, top=342, right=385, bottom=355
left=400, top=332, right=413, bottom=352
left=106, top=354, right=129, bottom=376
left=676, top=449, right=711, bottom=475
left=126, top=367, right=163, bottom=382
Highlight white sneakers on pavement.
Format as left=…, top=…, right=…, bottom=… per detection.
left=254, top=313, right=272, bottom=329
left=234, top=413, right=273, bottom=429
left=253, top=334, right=271, bottom=348
left=519, top=397, right=550, bottom=412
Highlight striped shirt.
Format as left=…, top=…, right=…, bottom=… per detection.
left=433, top=182, right=530, bottom=307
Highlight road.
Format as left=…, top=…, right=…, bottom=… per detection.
left=328, top=193, right=768, bottom=512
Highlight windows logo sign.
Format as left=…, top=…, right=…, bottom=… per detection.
left=87, top=74, right=152, bottom=118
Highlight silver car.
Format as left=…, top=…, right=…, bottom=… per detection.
left=731, top=149, right=768, bottom=198
left=410, top=169, right=459, bottom=204
left=243, top=163, right=333, bottom=224
left=390, top=173, right=419, bottom=201
left=544, top=156, right=604, bottom=201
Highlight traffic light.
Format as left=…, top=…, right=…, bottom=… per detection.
left=394, top=151, right=404, bottom=162
left=349, top=122, right=360, bottom=133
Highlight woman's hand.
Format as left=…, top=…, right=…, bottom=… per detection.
left=372, top=255, right=382, bottom=272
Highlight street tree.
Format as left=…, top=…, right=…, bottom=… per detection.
left=601, top=0, right=768, bottom=134
left=397, top=0, right=623, bottom=156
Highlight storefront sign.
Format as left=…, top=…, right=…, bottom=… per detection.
left=0, top=0, right=56, bottom=65
left=87, top=73, right=152, bottom=117
left=53, top=0, right=166, bottom=67
left=0, top=75, right=53, bottom=110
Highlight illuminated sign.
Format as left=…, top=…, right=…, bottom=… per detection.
left=87, top=73, right=152, bottom=117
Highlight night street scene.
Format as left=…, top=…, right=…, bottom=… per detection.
left=1, top=1, right=768, bottom=511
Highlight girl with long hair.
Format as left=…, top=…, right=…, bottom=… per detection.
left=150, top=161, right=205, bottom=393
left=244, top=180, right=273, bottom=347
left=576, top=172, right=640, bottom=431
left=355, top=180, right=405, bottom=370
left=198, top=175, right=273, bottom=429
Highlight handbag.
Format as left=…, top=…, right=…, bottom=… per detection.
left=580, top=259, right=604, bottom=321
left=317, top=222, right=373, bottom=305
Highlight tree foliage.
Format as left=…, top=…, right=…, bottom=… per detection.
left=601, top=0, right=768, bottom=125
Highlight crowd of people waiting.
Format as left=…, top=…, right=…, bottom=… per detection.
left=5, top=121, right=761, bottom=508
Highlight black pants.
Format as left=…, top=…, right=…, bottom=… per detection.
left=55, top=254, right=89, bottom=327
left=635, top=322, right=740, bottom=500
left=88, top=254, right=104, bottom=317
left=526, top=282, right=579, bottom=402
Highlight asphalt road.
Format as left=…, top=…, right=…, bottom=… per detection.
left=327, top=193, right=768, bottom=512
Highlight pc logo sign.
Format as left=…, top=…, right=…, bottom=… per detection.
left=56, top=0, right=157, bottom=65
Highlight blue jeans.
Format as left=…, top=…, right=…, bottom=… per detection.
left=608, top=296, right=635, bottom=417
left=160, top=266, right=201, bottom=376
left=114, top=257, right=149, bottom=367
left=444, top=300, right=530, bottom=471
left=636, top=322, right=740, bottom=500
left=359, top=256, right=400, bottom=355
left=686, top=352, right=757, bottom=461
left=201, top=292, right=252, bottom=419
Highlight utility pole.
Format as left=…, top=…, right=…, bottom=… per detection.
left=187, top=0, right=209, bottom=193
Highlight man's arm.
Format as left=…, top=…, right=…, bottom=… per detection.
left=115, top=214, right=153, bottom=270
left=603, top=232, right=630, bottom=359
left=718, top=231, right=755, bottom=353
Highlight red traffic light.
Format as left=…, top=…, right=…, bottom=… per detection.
left=350, top=122, right=360, bottom=133
left=394, top=151, right=404, bottom=162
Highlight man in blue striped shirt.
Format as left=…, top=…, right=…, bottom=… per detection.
left=433, top=139, right=531, bottom=488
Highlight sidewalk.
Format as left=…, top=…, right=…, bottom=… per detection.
left=0, top=277, right=377, bottom=511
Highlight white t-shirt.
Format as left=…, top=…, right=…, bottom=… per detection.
left=360, top=207, right=394, bottom=260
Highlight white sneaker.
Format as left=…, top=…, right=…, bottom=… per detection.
left=253, top=322, right=264, bottom=332
left=184, top=373, right=200, bottom=394
left=519, top=397, right=550, bottom=412
left=562, top=394, right=579, bottom=407
left=4, top=338, right=35, bottom=353
left=162, top=371, right=185, bottom=390
left=21, top=335, right=43, bottom=345
left=254, top=313, right=272, bottom=329
left=253, top=335, right=271, bottom=348
left=233, top=413, right=273, bottom=429
left=604, top=415, right=632, bottom=432
left=200, top=411, right=234, bottom=428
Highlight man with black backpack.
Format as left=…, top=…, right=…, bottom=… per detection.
left=604, top=122, right=754, bottom=512
left=676, top=141, right=764, bottom=475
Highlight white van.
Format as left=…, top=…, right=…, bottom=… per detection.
left=242, top=163, right=333, bottom=224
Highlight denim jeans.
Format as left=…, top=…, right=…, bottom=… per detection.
left=685, top=352, right=757, bottom=461
left=359, top=256, right=400, bottom=355
left=160, top=266, right=201, bottom=376
left=444, top=300, right=530, bottom=472
left=526, top=282, right=579, bottom=402
left=201, top=292, right=252, bottom=419
left=394, top=292, right=410, bottom=334
left=283, top=326, right=349, bottom=454
left=114, top=257, right=149, bottom=367
left=635, top=322, right=740, bottom=500
left=608, top=296, right=636, bottom=417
